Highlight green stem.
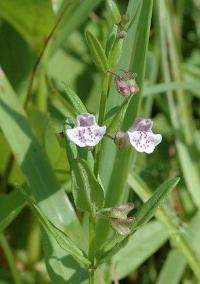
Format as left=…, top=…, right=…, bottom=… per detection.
left=94, top=73, right=110, bottom=177
left=0, top=234, right=22, bottom=284
left=98, top=73, right=110, bottom=126
left=88, top=214, right=96, bottom=284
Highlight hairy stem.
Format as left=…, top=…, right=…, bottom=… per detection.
left=88, top=214, right=96, bottom=284
left=94, top=72, right=110, bottom=177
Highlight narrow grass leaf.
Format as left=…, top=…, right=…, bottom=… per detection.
left=143, top=81, right=200, bottom=97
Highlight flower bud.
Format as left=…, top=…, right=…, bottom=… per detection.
left=118, top=30, right=127, bottom=39
left=114, top=70, right=139, bottom=96
left=114, top=130, right=130, bottom=150
left=98, top=203, right=135, bottom=235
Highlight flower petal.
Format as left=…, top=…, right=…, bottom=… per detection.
left=129, top=117, right=153, bottom=132
left=127, top=131, right=162, bottom=154
left=66, top=126, right=106, bottom=147
left=77, top=113, right=96, bottom=127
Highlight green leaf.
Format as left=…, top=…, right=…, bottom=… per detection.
left=143, top=81, right=200, bottom=98
left=97, top=177, right=179, bottom=264
left=176, top=141, right=200, bottom=208
left=85, top=30, right=109, bottom=72
left=71, top=158, right=105, bottom=213
left=0, top=0, right=55, bottom=46
left=114, top=221, right=168, bottom=280
left=156, top=250, right=186, bottom=284
left=131, top=177, right=180, bottom=230
left=0, top=191, right=25, bottom=232
left=108, top=37, right=124, bottom=67
left=51, top=0, right=102, bottom=53
left=0, top=21, right=35, bottom=93
left=106, top=97, right=132, bottom=133
left=107, top=0, right=121, bottom=24
left=0, top=71, right=84, bottom=282
left=63, top=85, right=87, bottom=115
left=42, top=230, right=88, bottom=284
left=20, top=189, right=90, bottom=268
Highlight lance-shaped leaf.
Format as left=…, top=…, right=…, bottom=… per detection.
left=107, top=0, right=121, bottom=24
left=131, top=177, right=180, bottom=230
left=0, top=191, right=25, bottom=232
left=96, top=177, right=179, bottom=264
left=64, top=129, right=104, bottom=212
left=85, top=30, right=109, bottom=72
left=71, top=158, right=105, bottom=213
left=20, top=189, right=90, bottom=268
left=63, top=85, right=87, bottom=115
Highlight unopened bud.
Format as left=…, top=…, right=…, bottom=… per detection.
left=114, top=130, right=130, bottom=150
left=114, top=71, right=139, bottom=96
left=98, top=203, right=135, bottom=236
left=118, top=30, right=127, bottom=39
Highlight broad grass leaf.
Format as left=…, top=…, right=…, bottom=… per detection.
left=114, top=221, right=168, bottom=280
left=51, top=0, right=102, bottom=53
left=0, top=0, right=55, bottom=46
left=156, top=250, right=186, bottom=284
left=0, top=191, right=25, bottom=232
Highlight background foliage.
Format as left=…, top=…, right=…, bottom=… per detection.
left=0, top=0, right=200, bottom=283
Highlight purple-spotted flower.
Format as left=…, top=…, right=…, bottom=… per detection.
left=66, top=113, right=106, bottom=147
left=115, top=70, right=139, bottom=97
left=127, top=117, right=162, bottom=154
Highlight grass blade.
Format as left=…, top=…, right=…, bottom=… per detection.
left=0, top=191, right=25, bottom=232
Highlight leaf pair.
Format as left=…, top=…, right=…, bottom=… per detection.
left=96, top=177, right=179, bottom=264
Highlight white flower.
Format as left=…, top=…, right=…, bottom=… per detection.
left=66, top=113, right=106, bottom=147
left=127, top=117, right=162, bottom=154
